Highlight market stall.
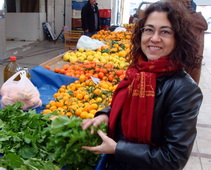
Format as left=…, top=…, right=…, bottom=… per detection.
left=0, top=26, right=134, bottom=169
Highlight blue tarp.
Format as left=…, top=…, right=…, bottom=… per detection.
left=0, top=66, right=78, bottom=111
left=30, top=66, right=79, bottom=113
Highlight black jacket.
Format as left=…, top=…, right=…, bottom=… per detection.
left=96, top=70, right=203, bottom=170
left=81, top=2, right=100, bottom=32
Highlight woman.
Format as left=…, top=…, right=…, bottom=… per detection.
left=82, top=0, right=203, bottom=169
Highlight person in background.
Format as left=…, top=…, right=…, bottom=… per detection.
left=190, top=0, right=197, bottom=11
left=177, top=0, right=208, bottom=84
left=81, top=0, right=100, bottom=37
left=81, top=0, right=203, bottom=169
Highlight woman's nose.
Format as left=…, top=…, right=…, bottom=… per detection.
left=150, top=31, right=161, bottom=42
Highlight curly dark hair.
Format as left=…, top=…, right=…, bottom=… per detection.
left=129, top=0, right=200, bottom=70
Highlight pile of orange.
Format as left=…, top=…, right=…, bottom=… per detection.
left=45, top=61, right=125, bottom=85
left=98, top=40, right=130, bottom=57
left=42, top=79, right=117, bottom=119
left=92, top=30, right=132, bottom=42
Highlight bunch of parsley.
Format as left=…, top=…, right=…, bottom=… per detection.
left=0, top=102, right=107, bottom=170
left=0, top=102, right=52, bottom=160
left=46, top=115, right=107, bottom=170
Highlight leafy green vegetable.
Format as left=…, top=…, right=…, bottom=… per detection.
left=0, top=102, right=52, bottom=160
left=0, top=101, right=107, bottom=169
left=0, top=153, right=59, bottom=170
left=47, top=115, right=107, bottom=169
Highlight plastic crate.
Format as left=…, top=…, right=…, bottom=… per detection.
left=72, top=18, right=82, bottom=28
left=72, top=1, right=87, bottom=10
left=100, top=18, right=111, bottom=26
left=72, top=9, right=81, bottom=19
left=99, top=9, right=111, bottom=18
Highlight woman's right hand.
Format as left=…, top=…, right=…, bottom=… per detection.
left=81, top=114, right=108, bottom=134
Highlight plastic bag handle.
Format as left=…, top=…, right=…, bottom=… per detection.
left=4, top=70, right=26, bottom=85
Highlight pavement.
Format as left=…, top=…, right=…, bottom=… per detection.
left=0, top=34, right=211, bottom=170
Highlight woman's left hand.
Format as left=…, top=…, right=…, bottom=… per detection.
left=82, top=130, right=117, bottom=154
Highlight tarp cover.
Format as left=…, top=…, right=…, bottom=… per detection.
left=0, top=66, right=78, bottom=112
left=30, top=66, right=78, bottom=113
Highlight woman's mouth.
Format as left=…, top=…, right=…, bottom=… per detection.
left=148, top=46, right=162, bottom=52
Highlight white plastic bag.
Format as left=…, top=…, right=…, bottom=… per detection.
left=114, top=27, right=127, bottom=32
left=0, top=70, right=42, bottom=110
left=76, top=35, right=106, bottom=50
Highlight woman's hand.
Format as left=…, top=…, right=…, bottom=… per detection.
left=81, top=114, right=108, bottom=134
left=82, top=130, right=117, bottom=154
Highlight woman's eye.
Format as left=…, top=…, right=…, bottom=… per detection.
left=160, top=30, right=172, bottom=35
left=145, top=28, right=154, bottom=33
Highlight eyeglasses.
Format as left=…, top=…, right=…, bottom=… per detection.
left=141, top=27, right=174, bottom=38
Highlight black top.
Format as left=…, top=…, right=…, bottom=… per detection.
left=96, top=70, right=203, bottom=170
left=81, top=2, right=100, bottom=32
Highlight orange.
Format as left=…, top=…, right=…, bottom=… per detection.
left=44, top=65, right=51, bottom=70
left=80, top=111, right=88, bottom=119
left=86, top=113, right=94, bottom=119
left=50, top=105, right=57, bottom=111
left=116, top=70, right=123, bottom=76
left=42, top=109, right=52, bottom=114
left=49, top=100, right=56, bottom=106
left=100, top=83, right=109, bottom=90
left=55, top=101, right=64, bottom=107
left=75, top=108, right=83, bottom=117
left=93, top=89, right=102, bottom=95
left=84, top=94, right=90, bottom=101
left=79, top=74, right=86, bottom=82
left=91, top=103, right=98, bottom=110
left=108, top=75, right=113, bottom=82
left=96, top=97, right=103, bottom=103
left=98, top=72, right=104, bottom=79
left=65, top=72, right=73, bottom=77
left=54, top=67, right=60, bottom=73
left=89, top=110, right=97, bottom=115
left=66, top=112, right=72, bottom=117
left=63, top=64, right=69, bottom=70
left=59, top=69, right=66, bottom=74
left=83, top=104, right=91, bottom=112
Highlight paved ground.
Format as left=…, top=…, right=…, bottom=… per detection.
left=0, top=34, right=211, bottom=170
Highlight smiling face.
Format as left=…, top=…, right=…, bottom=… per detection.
left=141, top=12, right=176, bottom=61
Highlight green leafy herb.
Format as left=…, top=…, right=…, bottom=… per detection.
left=0, top=101, right=107, bottom=169
left=47, top=115, right=107, bottom=169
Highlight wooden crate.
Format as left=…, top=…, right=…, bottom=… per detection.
left=63, top=30, right=83, bottom=50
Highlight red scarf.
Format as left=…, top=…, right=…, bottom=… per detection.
left=109, top=56, right=181, bottom=143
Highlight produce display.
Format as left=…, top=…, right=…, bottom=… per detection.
left=62, top=47, right=129, bottom=69
left=42, top=79, right=117, bottom=118
left=91, top=30, right=132, bottom=41
left=41, top=29, right=132, bottom=119
left=47, top=61, right=125, bottom=83
left=0, top=102, right=106, bottom=169
left=122, top=23, right=135, bottom=32
left=0, top=29, right=132, bottom=169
